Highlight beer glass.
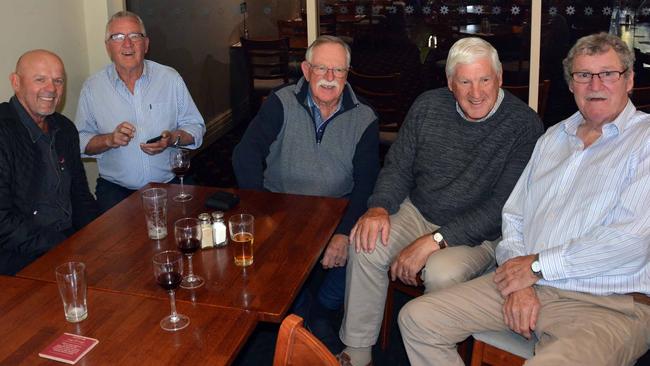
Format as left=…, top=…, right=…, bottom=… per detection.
left=228, top=214, right=254, bottom=266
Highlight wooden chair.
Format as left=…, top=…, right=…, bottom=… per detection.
left=273, top=314, right=338, bottom=366
left=378, top=273, right=469, bottom=362
left=631, top=85, right=650, bottom=113
left=240, top=37, right=290, bottom=113
left=347, top=69, right=405, bottom=144
left=502, top=79, right=551, bottom=121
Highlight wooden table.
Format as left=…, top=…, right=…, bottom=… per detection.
left=0, top=276, right=256, bottom=365
left=19, top=184, right=348, bottom=323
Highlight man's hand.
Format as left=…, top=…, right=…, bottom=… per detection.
left=321, top=234, right=349, bottom=269
left=390, top=234, right=439, bottom=286
left=494, top=254, right=539, bottom=297
left=107, top=121, right=136, bottom=148
left=349, top=207, right=390, bottom=253
left=502, top=287, right=540, bottom=340
left=141, top=130, right=173, bottom=155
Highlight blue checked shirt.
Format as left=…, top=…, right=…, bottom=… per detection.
left=75, top=60, right=205, bottom=189
left=497, top=101, right=650, bottom=296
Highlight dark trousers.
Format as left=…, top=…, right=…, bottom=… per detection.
left=95, top=177, right=136, bottom=214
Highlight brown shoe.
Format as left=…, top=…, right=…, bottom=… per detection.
left=336, top=352, right=372, bottom=366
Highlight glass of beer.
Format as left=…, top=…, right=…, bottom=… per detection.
left=228, top=214, right=254, bottom=266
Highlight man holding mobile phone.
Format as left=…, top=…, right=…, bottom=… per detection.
left=75, top=11, right=205, bottom=212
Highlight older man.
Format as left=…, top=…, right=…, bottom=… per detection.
left=76, top=11, right=205, bottom=212
left=233, top=35, right=379, bottom=343
left=0, top=50, right=98, bottom=275
left=399, top=33, right=650, bottom=366
left=338, top=37, right=544, bottom=366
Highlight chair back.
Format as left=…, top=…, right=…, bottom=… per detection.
left=631, top=85, right=650, bottom=113
left=273, top=314, right=338, bottom=366
left=347, top=69, right=404, bottom=132
left=502, top=79, right=551, bottom=121
left=240, top=37, right=290, bottom=83
left=240, top=37, right=290, bottom=112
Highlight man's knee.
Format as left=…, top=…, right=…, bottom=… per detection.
left=421, top=266, right=472, bottom=293
left=398, top=297, right=429, bottom=337
left=348, top=241, right=393, bottom=270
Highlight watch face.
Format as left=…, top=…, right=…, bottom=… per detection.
left=531, top=260, right=541, bottom=273
left=433, top=232, right=443, bottom=243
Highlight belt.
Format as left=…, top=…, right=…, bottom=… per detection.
left=629, top=292, right=650, bottom=306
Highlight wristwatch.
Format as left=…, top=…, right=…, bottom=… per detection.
left=531, top=254, right=543, bottom=279
left=432, top=231, right=448, bottom=250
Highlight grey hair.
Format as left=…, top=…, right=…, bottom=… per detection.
left=562, top=32, right=634, bottom=85
left=105, top=11, right=147, bottom=41
left=305, top=35, right=351, bottom=67
left=445, top=37, right=502, bottom=78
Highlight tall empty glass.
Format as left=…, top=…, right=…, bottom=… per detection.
left=228, top=214, right=255, bottom=266
left=141, top=187, right=168, bottom=239
left=55, top=262, right=88, bottom=323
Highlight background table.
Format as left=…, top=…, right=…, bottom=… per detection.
left=0, top=276, right=256, bottom=365
left=19, top=184, right=348, bottom=322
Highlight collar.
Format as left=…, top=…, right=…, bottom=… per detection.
left=306, top=88, right=343, bottom=121
left=455, top=88, right=505, bottom=122
left=562, top=99, right=636, bottom=138
left=108, top=59, right=150, bottom=89
left=10, top=96, right=58, bottom=143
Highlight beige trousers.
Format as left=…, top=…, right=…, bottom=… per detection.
left=398, top=272, right=650, bottom=366
left=339, top=198, right=497, bottom=347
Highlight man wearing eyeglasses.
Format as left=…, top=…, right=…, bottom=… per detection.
left=75, top=11, right=205, bottom=212
left=232, top=35, right=380, bottom=350
left=399, top=32, right=650, bottom=366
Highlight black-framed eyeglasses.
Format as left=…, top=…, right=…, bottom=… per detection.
left=308, top=63, right=349, bottom=78
left=108, top=32, right=146, bottom=43
left=570, top=68, right=628, bottom=84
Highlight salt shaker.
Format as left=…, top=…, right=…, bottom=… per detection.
left=198, top=213, right=214, bottom=249
left=211, top=211, right=228, bottom=247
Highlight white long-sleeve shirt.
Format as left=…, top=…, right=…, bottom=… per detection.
left=497, top=101, right=650, bottom=296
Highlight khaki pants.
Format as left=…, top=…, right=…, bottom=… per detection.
left=399, top=272, right=650, bottom=366
left=339, top=198, right=497, bottom=347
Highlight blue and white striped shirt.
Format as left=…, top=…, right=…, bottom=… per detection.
left=75, top=60, right=205, bottom=189
left=497, top=101, right=650, bottom=296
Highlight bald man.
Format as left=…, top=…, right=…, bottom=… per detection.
left=0, top=50, right=98, bottom=275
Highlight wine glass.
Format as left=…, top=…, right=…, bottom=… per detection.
left=152, top=250, right=190, bottom=331
left=170, top=149, right=192, bottom=202
left=174, top=218, right=204, bottom=289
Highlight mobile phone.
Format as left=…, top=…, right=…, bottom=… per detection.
left=146, top=135, right=163, bottom=144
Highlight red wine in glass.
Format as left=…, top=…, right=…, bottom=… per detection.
left=172, top=166, right=189, bottom=177
left=156, top=271, right=183, bottom=291
left=174, top=218, right=204, bottom=289
left=177, top=238, right=200, bottom=255
left=152, top=250, right=189, bottom=331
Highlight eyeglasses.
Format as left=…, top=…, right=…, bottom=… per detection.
left=570, top=68, right=628, bottom=84
left=308, top=63, right=349, bottom=78
left=108, top=32, right=146, bottom=43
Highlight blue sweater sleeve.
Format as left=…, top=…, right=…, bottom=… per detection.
left=336, top=120, right=380, bottom=235
left=232, top=94, right=284, bottom=189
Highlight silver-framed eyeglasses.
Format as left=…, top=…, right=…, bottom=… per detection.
left=108, top=32, right=146, bottom=42
left=570, top=68, right=628, bottom=84
left=308, top=63, right=349, bottom=78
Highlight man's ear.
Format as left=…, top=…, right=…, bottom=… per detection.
left=9, top=72, right=20, bottom=94
left=301, top=61, right=311, bottom=81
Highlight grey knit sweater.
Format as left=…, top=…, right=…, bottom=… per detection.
left=368, top=88, right=544, bottom=246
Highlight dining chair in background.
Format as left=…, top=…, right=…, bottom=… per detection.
left=347, top=69, right=405, bottom=144
left=273, top=314, right=338, bottom=366
left=240, top=37, right=291, bottom=114
left=502, top=79, right=551, bottom=121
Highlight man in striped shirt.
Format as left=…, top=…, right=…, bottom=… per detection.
left=399, top=32, right=650, bottom=366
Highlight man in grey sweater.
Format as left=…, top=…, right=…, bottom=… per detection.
left=337, top=37, right=544, bottom=366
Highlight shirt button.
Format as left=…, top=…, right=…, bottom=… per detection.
left=33, top=210, right=38, bottom=215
